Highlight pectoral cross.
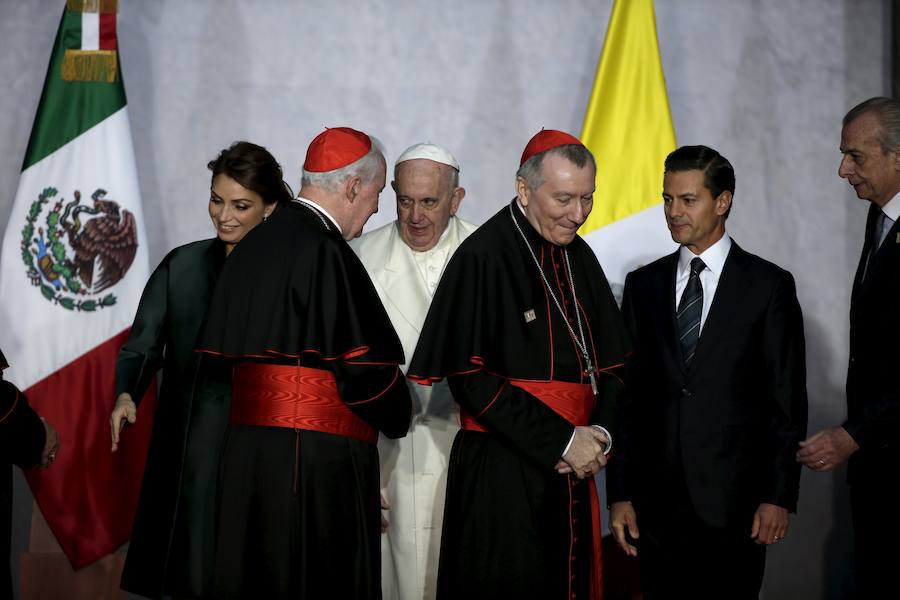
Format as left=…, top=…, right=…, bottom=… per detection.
left=584, top=360, right=598, bottom=395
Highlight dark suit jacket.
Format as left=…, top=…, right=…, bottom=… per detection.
left=607, top=241, right=808, bottom=529
left=845, top=204, right=900, bottom=484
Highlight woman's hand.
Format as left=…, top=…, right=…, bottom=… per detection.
left=110, top=393, right=137, bottom=452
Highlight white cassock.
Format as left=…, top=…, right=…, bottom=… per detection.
left=350, top=216, right=477, bottom=600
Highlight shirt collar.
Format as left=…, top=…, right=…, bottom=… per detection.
left=881, top=192, right=900, bottom=223
left=678, top=232, right=732, bottom=278
left=297, top=196, right=342, bottom=234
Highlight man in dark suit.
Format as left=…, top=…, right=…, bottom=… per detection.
left=608, top=145, right=808, bottom=599
left=798, top=97, right=900, bottom=598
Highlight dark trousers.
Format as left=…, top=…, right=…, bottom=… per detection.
left=637, top=475, right=765, bottom=600
left=851, top=473, right=900, bottom=599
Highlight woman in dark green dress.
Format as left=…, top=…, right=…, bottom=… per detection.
left=109, top=141, right=292, bottom=599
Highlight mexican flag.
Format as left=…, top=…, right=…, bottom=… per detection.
left=0, top=0, right=156, bottom=569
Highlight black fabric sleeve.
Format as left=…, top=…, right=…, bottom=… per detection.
left=605, top=275, right=637, bottom=505
left=760, top=271, right=808, bottom=512
left=843, top=391, right=900, bottom=450
left=115, top=257, right=169, bottom=405
left=591, top=369, right=624, bottom=440
left=333, top=362, right=412, bottom=439
left=448, top=370, right=575, bottom=470
left=0, top=381, right=46, bottom=468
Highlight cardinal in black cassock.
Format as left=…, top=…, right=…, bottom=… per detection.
left=196, top=128, right=411, bottom=599
left=408, top=130, right=631, bottom=600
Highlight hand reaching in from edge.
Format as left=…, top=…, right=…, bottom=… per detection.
left=110, top=392, right=137, bottom=452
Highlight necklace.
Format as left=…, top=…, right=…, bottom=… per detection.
left=509, top=205, right=597, bottom=394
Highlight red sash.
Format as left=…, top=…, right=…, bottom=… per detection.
left=230, top=363, right=377, bottom=445
left=459, top=379, right=595, bottom=431
left=459, top=378, right=604, bottom=598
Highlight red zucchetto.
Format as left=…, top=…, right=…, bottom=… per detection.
left=303, top=127, right=373, bottom=173
left=519, top=129, right=583, bottom=166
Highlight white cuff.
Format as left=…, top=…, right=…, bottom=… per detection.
left=562, top=428, right=577, bottom=457
left=560, top=426, right=613, bottom=458
left=591, top=425, right=613, bottom=455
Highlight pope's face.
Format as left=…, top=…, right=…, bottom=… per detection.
left=517, top=153, right=594, bottom=246
left=663, top=169, right=729, bottom=254
left=393, top=159, right=463, bottom=252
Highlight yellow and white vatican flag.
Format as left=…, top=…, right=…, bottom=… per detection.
left=579, top=0, right=677, bottom=301
left=0, top=0, right=155, bottom=569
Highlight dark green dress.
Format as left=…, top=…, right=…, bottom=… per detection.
left=116, top=238, right=227, bottom=599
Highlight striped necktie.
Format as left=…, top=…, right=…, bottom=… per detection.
left=677, top=257, right=706, bottom=367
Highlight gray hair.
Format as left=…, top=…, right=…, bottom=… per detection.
left=516, top=144, right=596, bottom=190
left=446, top=166, right=460, bottom=189
left=301, top=137, right=386, bottom=192
left=843, top=97, right=900, bottom=153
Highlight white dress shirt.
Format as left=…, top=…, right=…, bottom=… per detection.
left=674, top=233, right=733, bottom=335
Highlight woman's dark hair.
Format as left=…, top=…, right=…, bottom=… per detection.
left=208, top=141, right=293, bottom=206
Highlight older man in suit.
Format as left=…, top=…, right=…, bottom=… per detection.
left=608, top=145, right=808, bottom=599
left=350, top=143, right=477, bottom=600
left=798, top=97, right=900, bottom=598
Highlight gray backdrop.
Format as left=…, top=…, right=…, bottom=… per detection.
left=0, top=1, right=888, bottom=598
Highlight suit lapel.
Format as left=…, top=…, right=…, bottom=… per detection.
left=853, top=204, right=879, bottom=302
left=659, top=252, right=684, bottom=375
left=859, top=206, right=899, bottom=296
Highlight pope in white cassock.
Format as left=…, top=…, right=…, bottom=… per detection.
left=350, top=143, right=477, bottom=600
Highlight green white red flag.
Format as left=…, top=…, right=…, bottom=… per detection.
left=0, top=0, right=156, bottom=568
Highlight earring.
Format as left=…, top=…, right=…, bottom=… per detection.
left=264, top=212, right=269, bottom=222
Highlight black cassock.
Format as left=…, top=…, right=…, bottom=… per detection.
left=197, top=202, right=411, bottom=600
left=408, top=201, right=630, bottom=600
left=1, top=350, right=46, bottom=599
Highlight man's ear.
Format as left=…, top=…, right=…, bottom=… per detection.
left=515, top=176, right=530, bottom=207
left=892, top=147, right=900, bottom=172
left=345, top=175, right=361, bottom=202
left=449, top=186, right=466, bottom=215
left=715, top=190, right=733, bottom=217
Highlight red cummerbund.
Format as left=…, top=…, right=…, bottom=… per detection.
left=230, top=363, right=377, bottom=444
left=460, top=379, right=595, bottom=432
